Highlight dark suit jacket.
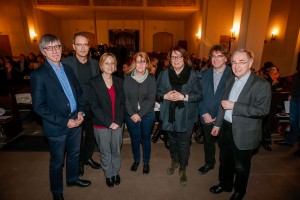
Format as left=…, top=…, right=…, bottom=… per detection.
left=198, top=66, right=233, bottom=124
left=30, top=61, right=85, bottom=137
left=88, top=75, right=125, bottom=128
left=215, top=72, right=271, bottom=150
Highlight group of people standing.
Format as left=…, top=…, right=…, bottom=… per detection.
left=30, top=32, right=273, bottom=200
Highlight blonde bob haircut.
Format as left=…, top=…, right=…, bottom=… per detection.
left=129, top=52, right=152, bottom=73
left=99, top=52, right=117, bottom=72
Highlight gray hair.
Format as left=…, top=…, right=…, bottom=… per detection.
left=39, top=34, right=61, bottom=52
left=232, top=49, right=254, bottom=61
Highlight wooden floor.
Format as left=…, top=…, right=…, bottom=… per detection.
left=0, top=122, right=300, bottom=200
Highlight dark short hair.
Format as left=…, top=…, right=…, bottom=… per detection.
left=72, top=32, right=89, bottom=44
left=209, top=45, right=228, bottom=58
left=167, top=46, right=192, bottom=67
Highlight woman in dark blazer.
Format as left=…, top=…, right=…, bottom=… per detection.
left=88, top=53, right=125, bottom=188
left=124, top=52, right=156, bottom=175
left=157, top=46, right=203, bottom=187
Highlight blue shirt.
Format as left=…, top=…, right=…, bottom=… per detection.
left=48, top=60, right=77, bottom=112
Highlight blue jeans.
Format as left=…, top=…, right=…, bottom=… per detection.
left=47, top=126, right=81, bottom=195
left=285, top=97, right=300, bottom=145
left=125, top=112, right=155, bottom=164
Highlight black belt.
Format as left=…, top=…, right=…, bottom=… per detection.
left=223, top=119, right=232, bottom=125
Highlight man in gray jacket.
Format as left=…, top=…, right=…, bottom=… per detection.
left=62, top=32, right=100, bottom=176
left=210, top=49, right=271, bottom=200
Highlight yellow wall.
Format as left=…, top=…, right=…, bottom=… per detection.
left=203, top=0, right=235, bottom=56
left=261, top=0, right=300, bottom=76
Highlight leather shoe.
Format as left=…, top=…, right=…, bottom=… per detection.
left=209, top=184, right=232, bottom=194
left=53, top=193, right=64, bottom=200
left=230, top=192, right=245, bottom=200
left=67, top=179, right=91, bottom=187
left=84, top=159, right=101, bottom=169
left=131, top=162, right=140, bottom=171
left=106, top=177, right=114, bottom=187
left=294, top=149, right=300, bottom=157
left=143, top=164, right=150, bottom=174
left=274, top=140, right=293, bottom=147
left=262, top=143, right=272, bottom=151
left=79, top=162, right=84, bottom=176
left=198, top=164, right=213, bottom=174
left=114, top=175, right=121, bottom=185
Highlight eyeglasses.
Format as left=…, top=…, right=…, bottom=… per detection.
left=211, top=55, right=224, bottom=59
left=136, top=60, right=147, bottom=65
left=170, top=56, right=183, bottom=61
left=231, top=61, right=250, bottom=66
left=43, top=45, right=61, bottom=51
left=74, top=43, right=89, bottom=48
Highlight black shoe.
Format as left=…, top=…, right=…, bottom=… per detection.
left=131, top=162, right=140, bottom=171
left=84, top=159, right=101, bottom=169
left=53, top=193, right=64, bottom=200
left=294, top=149, right=300, bottom=157
left=151, top=130, right=161, bottom=143
left=67, top=179, right=91, bottom=187
left=143, top=164, right=150, bottom=174
left=114, top=175, right=121, bottom=185
left=106, top=177, right=114, bottom=187
left=79, top=162, right=84, bottom=176
left=209, top=184, right=232, bottom=194
left=198, top=164, right=213, bottom=174
left=230, top=192, right=245, bottom=200
left=262, top=143, right=272, bottom=151
left=274, top=140, right=293, bottom=147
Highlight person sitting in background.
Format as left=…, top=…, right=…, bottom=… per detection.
left=0, top=59, right=22, bottom=83
left=260, top=62, right=283, bottom=151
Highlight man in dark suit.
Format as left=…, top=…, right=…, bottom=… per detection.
left=209, top=49, right=271, bottom=200
left=30, top=34, right=91, bottom=200
left=198, top=45, right=233, bottom=174
left=62, top=32, right=100, bottom=176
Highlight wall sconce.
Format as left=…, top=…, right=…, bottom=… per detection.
left=196, top=32, right=201, bottom=43
left=30, top=30, right=37, bottom=44
left=230, top=29, right=236, bottom=42
left=271, top=32, right=276, bottom=42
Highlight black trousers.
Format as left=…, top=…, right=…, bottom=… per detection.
left=201, top=123, right=217, bottom=167
left=218, top=120, right=254, bottom=195
left=79, top=105, right=96, bottom=163
left=167, top=130, right=192, bottom=167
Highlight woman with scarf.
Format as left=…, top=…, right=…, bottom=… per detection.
left=157, top=46, right=202, bottom=186
left=124, top=52, right=156, bottom=174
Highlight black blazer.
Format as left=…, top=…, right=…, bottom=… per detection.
left=30, top=61, right=85, bottom=137
left=88, top=74, right=125, bottom=128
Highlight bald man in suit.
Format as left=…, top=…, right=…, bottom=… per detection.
left=209, top=49, right=271, bottom=200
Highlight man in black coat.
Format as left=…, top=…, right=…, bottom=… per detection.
left=62, top=32, right=100, bottom=176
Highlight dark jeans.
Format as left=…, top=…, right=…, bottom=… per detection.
left=167, top=130, right=192, bottom=167
left=285, top=97, right=300, bottom=145
left=201, top=123, right=217, bottom=167
left=80, top=105, right=96, bottom=163
left=125, top=112, right=155, bottom=164
left=47, top=126, right=82, bottom=195
left=218, top=120, right=254, bottom=195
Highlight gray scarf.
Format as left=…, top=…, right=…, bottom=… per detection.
left=131, top=69, right=149, bottom=83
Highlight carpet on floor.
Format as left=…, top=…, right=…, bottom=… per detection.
left=0, top=135, right=50, bottom=152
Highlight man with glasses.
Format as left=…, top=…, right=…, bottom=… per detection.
left=62, top=32, right=100, bottom=176
left=209, top=49, right=271, bottom=200
left=198, top=45, right=233, bottom=175
left=30, top=34, right=91, bottom=200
